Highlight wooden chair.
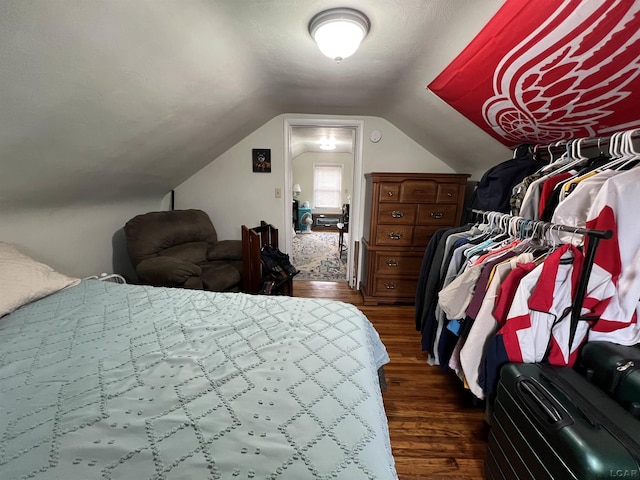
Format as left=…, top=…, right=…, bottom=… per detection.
left=337, top=222, right=347, bottom=255
left=338, top=203, right=349, bottom=255
left=241, top=221, right=293, bottom=295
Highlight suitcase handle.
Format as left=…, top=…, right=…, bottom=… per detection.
left=610, top=360, right=636, bottom=394
left=540, top=367, right=640, bottom=463
left=516, top=378, right=573, bottom=432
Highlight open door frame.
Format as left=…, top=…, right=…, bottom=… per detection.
left=283, top=117, right=364, bottom=289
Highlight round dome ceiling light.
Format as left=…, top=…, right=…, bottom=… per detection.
left=309, top=8, right=370, bottom=63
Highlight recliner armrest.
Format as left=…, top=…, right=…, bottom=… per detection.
left=207, top=240, right=242, bottom=261
left=136, top=256, right=202, bottom=287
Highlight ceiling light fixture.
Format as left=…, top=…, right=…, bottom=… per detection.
left=309, top=8, right=370, bottom=63
left=319, top=143, right=336, bottom=151
left=319, top=137, right=337, bottom=150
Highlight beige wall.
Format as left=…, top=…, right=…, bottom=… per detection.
left=0, top=114, right=457, bottom=281
left=0, top=197, right=163, bottom=280
left=175, top=113, right=456, bottom=241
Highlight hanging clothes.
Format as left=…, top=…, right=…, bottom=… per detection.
left=417, top=225, right=476, bottom=353
left=415, top=131, right=640, bottom=403
left=538, top=171, right=574, bottom=216
left=430, top=217, right=527, bottom=368
left=493, top=245, right=590, bottom=366
left=414, top=227, right=448, bottom=330
left=416, top=211, right=615, bottom=401
left=471, top=145, right=541, bottom=214
left=492, top=261, right=538, bottom=327
left=459, top=252, right=534, bottom=400
left=584, top=167, right=640, bottom=345
left=551, top=170, right=622, bottom=234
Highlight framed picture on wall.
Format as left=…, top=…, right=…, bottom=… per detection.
left=252, top=148, right=271, bottom=173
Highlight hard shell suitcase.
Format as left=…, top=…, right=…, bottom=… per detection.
left=578, top=341, right=640, bottom=418
left=485, top=363, right=640, bottom=480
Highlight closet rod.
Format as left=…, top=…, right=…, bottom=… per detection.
left=530, top=130, right=640, bottom=153
left=470, top=208, right=613, bottom=353
left=469, top=209, right=612, bottom=240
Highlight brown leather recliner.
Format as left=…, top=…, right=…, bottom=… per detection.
left=124, top=209, right=242, bottom=292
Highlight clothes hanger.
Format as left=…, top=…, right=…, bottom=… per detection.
left=466, top=212, right=507, bottom=254
left=518, top=220, right=543, bottom=254
left=537, top=140, right=562, bottom=172
left=568, top=226, right=584, bottom=248
left=471, top=210, right=490, bottom=232
left=599, top=130, right=632, bottom=170
left=519, top=218, right=531, bottom=241
left=488, top=214, right=512, bottom=243
left=614, top=129, right=640, bottom=170
left=489, top=211, right=501, bottom=230
left=508, top=216, right=521, bottom=239
left=554, top=141, right=602, bottom=201
left=545, top=223, right=561, bottom=253
left=509, top=217, right=539, bottom=252
left=472, top=211, right=494, bottom=237
left=554, top=136, right=605, bottom=185
left=579, top=134, right=612, bottom=170
left=539, top=138, right=585, bottom=175
left=540, top=140, right=571, bottom=172
left=547, top=143, right=554, bottom=164
left=530, top=222, right=555, bottom=261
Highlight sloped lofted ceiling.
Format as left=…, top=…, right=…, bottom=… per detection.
left=0, top=0, right=510, bottom=209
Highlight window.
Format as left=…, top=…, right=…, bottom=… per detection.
left=313, top=164, right=343, bottom=208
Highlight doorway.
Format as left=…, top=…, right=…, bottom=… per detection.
left=283, top=118, right=364, bottom=288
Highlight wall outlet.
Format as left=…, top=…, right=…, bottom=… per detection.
left=275, top=187, right=282, bottom=198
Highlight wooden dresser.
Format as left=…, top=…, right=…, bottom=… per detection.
left=359, top=172, right=469, bottom=305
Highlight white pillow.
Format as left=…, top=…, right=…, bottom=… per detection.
left=0, top=242, right=80, bottom=318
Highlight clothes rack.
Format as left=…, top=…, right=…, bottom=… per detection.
left=531, top=130, right=640, bottom=157
left=470, top=209, right=613, bottom=351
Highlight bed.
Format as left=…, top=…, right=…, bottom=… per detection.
left=0, top=243, right=397, bottom=480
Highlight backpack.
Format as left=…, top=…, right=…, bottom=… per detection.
left=260, top=245, right=299, bottom=279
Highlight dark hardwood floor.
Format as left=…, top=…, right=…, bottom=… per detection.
left=293, top=281, right=488, bottom=480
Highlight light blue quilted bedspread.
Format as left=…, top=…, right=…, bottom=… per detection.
left=0, top=280, right=397, bottom=479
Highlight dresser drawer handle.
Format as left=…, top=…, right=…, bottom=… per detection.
left=387, top=191, right=394, bottom=197
left=388, top=232, right=403, bottom=240
left=391, top=210, right=404, bottom=218
left=386, top=259, right=399, bottom=267
left=384, top=282, right=397, bottom=289
left=430, top=212, right=444, bottom=219
left=447, top=192, right=453, bottom=197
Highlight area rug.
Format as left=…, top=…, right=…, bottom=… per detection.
left=292, top=231, right=347, bottom=282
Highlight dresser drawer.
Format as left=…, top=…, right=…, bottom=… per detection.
left=416, top=204, right=459, bottom=225
left=437, top=183, right=461, bottom=203
left=400, top=180, right=438, bottom=203
left=377, top=203, right=417, bottom=225
left=373, top=251, right=422, bottom=276
left=379, top=183, right=401, bottom=202
left=374, top=225, right=414, bottom=246
left=372, top=277, right=417, bottom=298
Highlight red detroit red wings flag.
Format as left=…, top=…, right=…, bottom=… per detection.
left=428, top=0, right=640, bottom=147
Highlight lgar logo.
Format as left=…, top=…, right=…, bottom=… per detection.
left=610, top=470, right=639, bottom=478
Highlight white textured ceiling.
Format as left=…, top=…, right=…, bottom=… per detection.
left=0, top=0, right=509, bottom=208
